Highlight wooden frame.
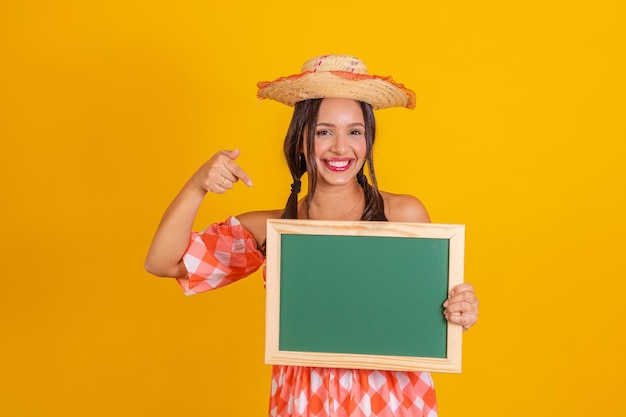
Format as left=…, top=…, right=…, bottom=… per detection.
left=265, top=219, right=465, bottom=373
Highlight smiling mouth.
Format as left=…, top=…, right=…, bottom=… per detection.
left=322, top=159, right=353, bottom=172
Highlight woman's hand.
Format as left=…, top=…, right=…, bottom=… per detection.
left=192, top=149, right=253, bottom=195
left=443, top=283, right=479, bottom=331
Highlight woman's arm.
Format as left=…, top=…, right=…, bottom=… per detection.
left=144, top=149, right=252, bottom=278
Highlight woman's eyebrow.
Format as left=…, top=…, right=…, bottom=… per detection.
left=316, top=122, right=365, bottom=127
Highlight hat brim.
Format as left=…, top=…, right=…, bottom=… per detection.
left=257, top=71, right=416, bottom=110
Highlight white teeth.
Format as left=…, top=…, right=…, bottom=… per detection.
left=327, top=160, right=349, bottom=167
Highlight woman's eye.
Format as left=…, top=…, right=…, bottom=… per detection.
left=316, top=130, right=331, bottom=136
left=350, top=130, right=364, bottom=135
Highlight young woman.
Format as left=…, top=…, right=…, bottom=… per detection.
left=145, top=55, right=479, bottom=417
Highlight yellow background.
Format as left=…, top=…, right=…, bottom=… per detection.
left=1, top=1, right=625, bottom=416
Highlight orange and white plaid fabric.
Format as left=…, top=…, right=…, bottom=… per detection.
left=177, top=216, right=265, bottom=295
left=269, top=366, right=438, bottom=417
left=179, top=216, right=439, bottom=417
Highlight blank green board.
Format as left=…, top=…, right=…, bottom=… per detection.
left=279, top=234, right=450, bottom=358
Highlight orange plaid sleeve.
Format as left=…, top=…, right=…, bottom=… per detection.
left=176, top=216, right=265, bottom=295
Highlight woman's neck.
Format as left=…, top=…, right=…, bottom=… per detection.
left=299, top=185, right=365, bottom=221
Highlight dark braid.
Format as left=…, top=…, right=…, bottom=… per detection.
left=358, top=171, right=387, bottom=221
left=281, top=100, right=322, bottom=219
left=282, top=153, right=307, bottom=219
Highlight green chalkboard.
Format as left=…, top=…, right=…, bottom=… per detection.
left=279, top=234, right=449, bottom=358
left=265, top=220, right=464, bottom=373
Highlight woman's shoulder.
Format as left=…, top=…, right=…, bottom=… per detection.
left=380, top=190, right=431, bottom=223
left=235, top=208, right=283, bottom=245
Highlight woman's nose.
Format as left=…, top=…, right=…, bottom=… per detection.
left=330, top=134, right=347, bottom=153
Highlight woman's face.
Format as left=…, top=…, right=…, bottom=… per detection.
left=306, top=98, right=367, bottom=187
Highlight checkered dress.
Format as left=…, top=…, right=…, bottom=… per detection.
left=177, top=217, right=439, bottom=417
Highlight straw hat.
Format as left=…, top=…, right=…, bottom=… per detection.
left=257, top=55, right=416, bottom=110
